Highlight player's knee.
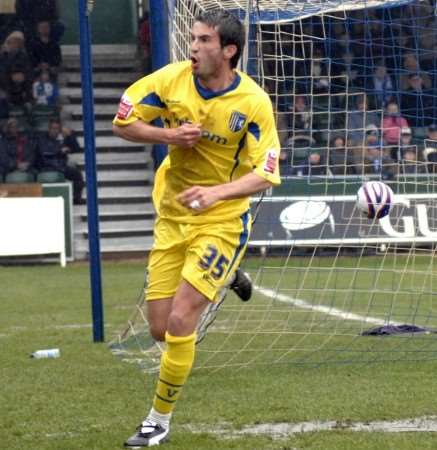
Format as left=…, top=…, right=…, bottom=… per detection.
left=149, top=324, right=166, bottom=342
left=167, top=311, right=191, bottom=336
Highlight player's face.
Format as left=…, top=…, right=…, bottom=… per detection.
left=190, top=22, right=228, bottom=79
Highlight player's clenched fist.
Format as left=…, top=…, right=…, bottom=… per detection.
left=176, top=185, right=221, bottom=211
left=168, top=123, right=202, bottom=148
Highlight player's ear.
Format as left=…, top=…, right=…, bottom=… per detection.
left=223, top=44, right=237, bottom=62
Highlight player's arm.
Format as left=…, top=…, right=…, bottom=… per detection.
left=178, top=92, right=281, bottom=210
left=113, top=120, right=201, bottom=148
left=112, top=65, right=201, bottom=148
left=177, top=172, right=271, bottom=210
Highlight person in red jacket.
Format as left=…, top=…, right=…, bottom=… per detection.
left=382, top=101, right=409, bottom=146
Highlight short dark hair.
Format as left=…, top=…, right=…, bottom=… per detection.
left=195, top=10, right=245, bottom=69
left=48, top=117, right=61, bottom=127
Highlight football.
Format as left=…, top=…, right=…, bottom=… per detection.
left=356, top=181, right=394, bottom=219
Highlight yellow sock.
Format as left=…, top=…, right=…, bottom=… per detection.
left=152, top=331, right=196, bottom=414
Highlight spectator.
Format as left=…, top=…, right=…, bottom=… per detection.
left=328, top=135, right=356, bottom=175
left=0, top=30, right=32, bottom=87
left=392, top=126, right=416, bottom=161
left=331, top=50, right=363, bottom=91
left=423, top=123, right=437, bottom=172
left=138, top=11, right=151, bottom=74
left=346, top=94, right=380, bottom=145
left=310, top=47, right=330, bottom=94
left=365, top=124, right=383, bottom=148
left=292, top=149, right=329, bottom=176
left=288, top=95, right=311, bottom=133
left=400, top=147, right=426, bottom=175
left=399, top=53, right=432, bottom=91
left=366, top=62, right=394, bottom=109
left=32, top=68, right=58, bottom=105
left=28, top=20, right=62, bottom=76
left=382, top=101, right=409, bottom=146
left=6, top=66, right=32, bottom=108
left=363, top=144, right=397, bottom=180
left=0, top=117, right=36, bottom=179
left=0, top=88, right=9, bottom=122
left=15, top=0, right=64, bottom=42
left=36, top=118, right=85, bottom=204
left=283, top=134, right=315, bottom=169
left=400, top=74, right=435, bottom=127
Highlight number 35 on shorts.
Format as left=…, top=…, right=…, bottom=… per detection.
left=198, top=245, right=230, bottom=280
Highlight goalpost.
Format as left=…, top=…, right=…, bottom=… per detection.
left=111, top=0, right=437, bottom=371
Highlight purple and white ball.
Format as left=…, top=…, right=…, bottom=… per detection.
left=356, top=181, right=394, bottom=219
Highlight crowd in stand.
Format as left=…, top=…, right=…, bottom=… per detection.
left=0, top=0, right=84, bottom=204
left=262, top=0, right=437, bottom=178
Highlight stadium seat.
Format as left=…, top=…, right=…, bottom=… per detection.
left=37, top=171, right=65, bottom=183
left=32, top=105, right=59, bottom=132
left=5, top=171, right=35, bottom=183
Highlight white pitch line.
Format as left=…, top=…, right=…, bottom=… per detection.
left=184, top=416, right=437, bottom=437
left=255, top=285, right=401, bottom=326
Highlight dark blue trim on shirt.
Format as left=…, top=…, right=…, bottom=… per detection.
left=230, top=133, right=246, bottom=181
left=226, top=210, right=250, bottom=277
left=140, top=92, right=166, bottom=108
left=194, top=73, right=241, bottom=100
left=248, top=122, right=260, bottom=141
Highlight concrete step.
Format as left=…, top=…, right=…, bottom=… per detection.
left=75, top=235, right=155, bottom=253
left=62, top=44, right=138, bottom=57
left=62, top=72, right=142, bottom=87
left=84, top=186, right=153, bottom=200
left=64, top=120, right=114, bottom=136
left=92, top=169, right=153, bottom=183
left=74, top=203, right=155, bottom=219
left=76, top=219, right=154, bottom=234
left=70, top=151, right=150, bottom=166
left=64, top=87, right=123, bottom=103
left=64, top=103, right=119, bottom=119
left=77, top=135, right=145, bottom=150
left=62, top=59, right=138, bottom=71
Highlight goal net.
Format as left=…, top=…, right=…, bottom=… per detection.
left=111, top=0, right=437, bottom=371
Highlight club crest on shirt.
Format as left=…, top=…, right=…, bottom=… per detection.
left=229, top=111, right=247, bottom=132
left=117, top=95, right=133, bottom=120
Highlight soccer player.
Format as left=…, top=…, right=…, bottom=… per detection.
left=113, top=9, right=281, bottom=447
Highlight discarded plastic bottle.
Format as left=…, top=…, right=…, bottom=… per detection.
left=30, top=349, right=60, bottom=359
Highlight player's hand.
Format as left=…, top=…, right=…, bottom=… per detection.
left=176, top=185, right=221, bottom=211
left=168, top=123, right=202, bottom=148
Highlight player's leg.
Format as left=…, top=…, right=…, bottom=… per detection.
left=125, top=281, right=209, bottom=448
left=125, top=218, right=203, bottom=448
left=143, top=217, right=185, bottom=341
left=147, top=298, right=173, bottom=342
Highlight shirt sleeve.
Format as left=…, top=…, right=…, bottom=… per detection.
left=112, top=65, right=168, bottom=127
left=246, top=94, right=281, bottom=186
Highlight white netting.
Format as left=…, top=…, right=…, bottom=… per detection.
left=112, top=0, right=437, bottom=371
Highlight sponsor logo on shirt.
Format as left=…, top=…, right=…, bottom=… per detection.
left=117, top=95, right=133, bottom=120
left=264, top=149, right=278, bottom=174
left=229, top=111, right=247, bottom=132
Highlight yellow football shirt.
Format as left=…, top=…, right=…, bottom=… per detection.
left=113, top=60, right=281, bottom=223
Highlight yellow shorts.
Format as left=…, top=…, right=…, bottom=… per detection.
left=146, top=211, right=251, bottom=302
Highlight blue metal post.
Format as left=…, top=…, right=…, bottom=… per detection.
left=149, top=0, right=170, bottom=168
left=247, top=9, right=258, bottom=79
left=150, top=0, right=170, bottom=70
left=78, top=0, right=104, bottom=342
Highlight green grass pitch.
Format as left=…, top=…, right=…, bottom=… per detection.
left=2, top=258, right=437, bottom=450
